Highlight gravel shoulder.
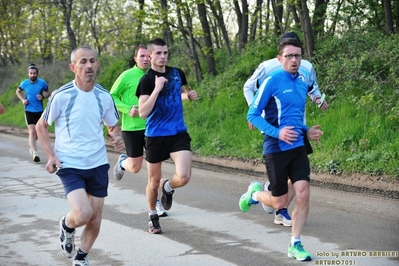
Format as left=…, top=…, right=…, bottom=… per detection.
left=2, top=125, right=398, bottom=201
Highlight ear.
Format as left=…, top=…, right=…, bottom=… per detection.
left=69, top=63, right=75, bottom=73
left=277, top=55, right=283, bottom=64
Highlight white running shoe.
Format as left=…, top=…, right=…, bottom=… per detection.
left=113, top=154, right=127, bottom=181
left=274, top=208, right=292, bottom=227
left=73, top=257, right=90, bottom=266
left=262, top=181, right=275, bottom=214
left=59, top=216, right=75, bottom=258
left=30, top=149, right=40, bottom=163
left=156, top=199, right=168, bottom=217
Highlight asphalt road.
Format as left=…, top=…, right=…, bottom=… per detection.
left=0, top=133, right=398, bottom=266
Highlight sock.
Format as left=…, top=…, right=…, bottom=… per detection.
left=291, top=237, right=301, bottom=246
left=276, top=208, right=287, bottom=214
left=119, top=160, right=126, bottom=171
left=164, top=180, right=173, bottom=193
left=268, top=184, right=271, bottom=191
left=251, top=191, right=259, bottom=202
left=74, top=248, right=88, bottom=261
left=149, top=210, right=157, bottom=216
left=62, top=217, right=75, bottom=233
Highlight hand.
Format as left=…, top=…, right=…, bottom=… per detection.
left=315, top=97, right=328, bottom=110
left=37, top=94, right=43, bottom=101
left=307, top=125, right=323, bottom=145
left=107, top=134, right=125, bottom=152
left=45, top=156, right=62, bottom=174
left=187, top=87, right=198, bottom=101
left=248, top=121, right=254, bottom=130
left=278, top=126, right=298, bottom=145
left=22, top=99, right=28, bottom=106
left=154, top=76, right=168, bottom=92
left=129, top=105, right=139, bottom=117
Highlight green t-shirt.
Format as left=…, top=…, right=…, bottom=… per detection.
left=110, top=66, right=147, bottom=131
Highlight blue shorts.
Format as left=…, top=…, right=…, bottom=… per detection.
left=57, top=164, right=110, bottom=197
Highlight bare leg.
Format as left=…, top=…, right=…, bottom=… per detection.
left=146, top=162, right=162, bottom=211
left=65, top=189, right=105, bottom=253
left=122, top=156, right=144, bottom=174
left=291, top=180, right=310, bottom=238
left=27, top=124, right=37, bottom=152
left=168, top=150, right=192, bottom=189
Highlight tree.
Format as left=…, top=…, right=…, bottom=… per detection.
left=52, top=0, right=77, bottom=51
left=383, top=0, right=394, bottom=35
left=197, top=1, right=217, bottom=75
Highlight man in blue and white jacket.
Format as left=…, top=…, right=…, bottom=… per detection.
left=239, top=38, right=323, bottom=262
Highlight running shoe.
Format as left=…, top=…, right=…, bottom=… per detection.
left=59, top=216, right=75, bottom=258
left=288, top=241, right=312, bottom=261
left=239, top=181, right=262, bottom=212
left=148, top=214, right=162, bottom=234
left=274, top=208, right=292, bottom=226
left=160, top=178, right=174, bottom=210
left=156, top=199, right=168, bottom=217
left=262, top=181, right=274, bottom=214
left=30, top=149, right=40, bottom=162
left=113, top=154, right=127, bottom=181
left=73, top=257, right=90, bottom=266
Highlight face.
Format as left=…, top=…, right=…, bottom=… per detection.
left=69, top=48, right=99, bottom=83
left=135, top=48, right=150, bottom=71
left=28, top=69, right=38, bottom=82
left=277, top=45, right=302, bottom=74
left=149, top=45, right=168, bottom=68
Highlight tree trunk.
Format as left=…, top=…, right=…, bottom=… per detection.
left=239, top=0, right=248, bottom=50
left=206, top=0, right=232, bottom=57
left=54, top=0, right=77, bottom=51
left=249, top=0, right=263, bottom=41
left=160, top=0, right=173, bottom=45
left=312, top=0, right=330, bottom=39
left=271, top=0, right=283, bottom=36
left=383, top=0, right=394, bottom=35
left=298, top=0, right=314, bottom=58
left=197, top=1, right=217, bottom=75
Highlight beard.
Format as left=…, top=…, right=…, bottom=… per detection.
left=30, top=77, right=37, bottom=82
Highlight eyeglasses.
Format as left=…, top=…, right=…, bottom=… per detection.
left=282, top=54, right=302, bottom=60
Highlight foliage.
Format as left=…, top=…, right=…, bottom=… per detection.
left=1, top=29, right=399, bottom=181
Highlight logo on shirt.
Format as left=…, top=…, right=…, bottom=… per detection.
left=283, top=89, right=293, bottom=93
left=298, top=74, right=306, bottom=83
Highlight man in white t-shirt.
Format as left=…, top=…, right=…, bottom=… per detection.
left=36, top=45, right=124, bottom=266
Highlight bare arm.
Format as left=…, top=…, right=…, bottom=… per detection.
left=138, top=76, right=168, bottom=119
left=36, top=118, right=61, bottom=173
left=107, top=124, right=124, bottom=151
left=16, top=88, right=28, bottom=106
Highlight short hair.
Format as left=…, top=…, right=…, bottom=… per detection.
left=134, top=44, right=147, bottom=57
left=70, top=45, right=97, bottom=63
left=279, top=32, right=301, bottom=44
left=147, top=38, right=166, bottom=53
left=278, top=38, right=302, bottom=55
left=28, top=63, right=38, bottom=74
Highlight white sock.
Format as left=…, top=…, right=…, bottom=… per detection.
left=251, top=191, right=259, bottom=202
left=164, top=180, right=173, bottom=193
left=291, top=237, right=301, bottom=246
left=149, top=210, right=157, bottom=216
